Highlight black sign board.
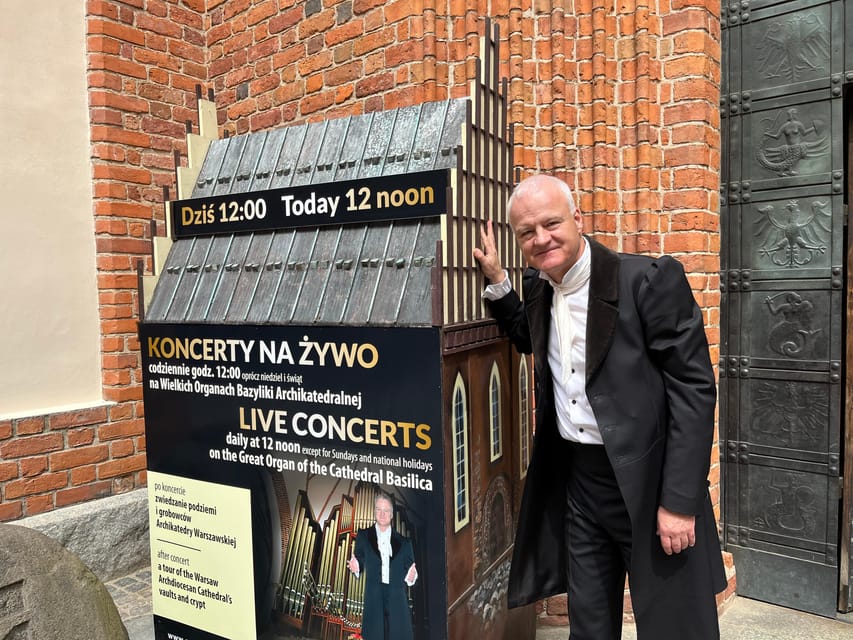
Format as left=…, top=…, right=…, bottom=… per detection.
left=140, top=322, right=447, bottom=640
left=172, top=169, right=449, bottom=238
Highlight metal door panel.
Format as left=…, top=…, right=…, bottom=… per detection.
left=249, top=128, right=287, bottom=191
left=847, top=0, right=853, bottom=72
left=434, top=99, right=467, bottom=170
left=164, top=236, right=215, bottom=321
left=233, top=131, right=268, bottom=195
left=342, top=225, right=392, bottom=324
left=739, top=371, right=838, bottom=456
left=191, top=138, right=230, bottom=198
left=383, top=105, right=420, bottom=175
left=396, top=219, right=440, bottom=326
left=223, top=233, right=274, bottom=323
left=359, top=111, right=397, bottom=179
left=311, top=117, right=350, bottom=184
left=742, top=95, right=834, bottom=192
left=407, top=101, right=450, bottom=172
left=292, top=122, right=328, bottom=186
left=267, top=229, right=319, bottom=324
left=245, top=230, right=296, bottom=324
left=206, top=233, right=253, bottom=322
left=270, top=124, right=308, bottom=189
left=721, top=0, right=846, bottom=614
left=368, top=221, right=420, bottom=325
left=740, top=0, right=834, bottom=97
left=290, top=227, right=342, bottom=324
left=740, top=284, right=836, bottom=368
left=184, top=235, right=233, bottom=322
left=334, top=113, right=373, bottom=181
left=212, top=134, right=249, bottom=196
left=315, top=225, right=368, bottom=324
left=144, top=238, right=195, bottom=321
left=732, top=548, right=838, bottom=617
left=740, top=191, right=840, bottom=280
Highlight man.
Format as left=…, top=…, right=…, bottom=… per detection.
left=473, top=174, right=726, bottom=639
left=347, top=493, right=418, bottom=640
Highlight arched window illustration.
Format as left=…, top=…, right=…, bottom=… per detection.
left=489, top=362, right=502, bottom=462
left=452, top=373, right=470, bottom=531
left=519, top=357, right=531, bottom=478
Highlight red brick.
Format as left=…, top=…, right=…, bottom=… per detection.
left=0, top=434, right=64, bottom=459
left=355, top=72, right=395, bottom=98
left=0, top=501, right=23, bottom=522
left=49, top=406, right=109, bottom=431
left=0, top=421, right=12, bottom=440
left=0, top=461, right=18, bottom=482
left=90, top=127, right=151, bottom=149
left=98, top=454, right=147, bottom=479
left=5, top=472, right=68, bottom=499
left=87, top=18, right=147, bottom=45
left=98, top=419, right=145, bottom=441
left=20, top=456, right=48, bottom=478
left=353, top=0, right=385, bottom=15
left=16, top=417, right=45, bottom=436
left=55, top=482, right=113, bottom=508
left=136, top=13, right=183, bottom=38
left=25, top=494, right=55, bottom=516
left=89, top=53, right=148, bottom=79
left=71, top=465, right=98, bottom=485
left=270, top=6, right=303, bottom=34
left=68, top=427, right=97, bottom=448
left=111, top=440, right=135, bottom=458
left=50, top=445, right=110, bottom=472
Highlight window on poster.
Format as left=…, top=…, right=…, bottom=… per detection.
left=489, top=362, right=502, bottom=462
left=452, top=373, right=470, bottom=531
left=519, top=358, right=531, bottom=478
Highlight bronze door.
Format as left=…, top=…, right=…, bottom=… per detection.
left=720, top=0, right=849, bottom=616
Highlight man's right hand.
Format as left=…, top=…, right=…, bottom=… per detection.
left=473, top=220, right=506, bottom=284
left=347, top=554, right=360, bottom=575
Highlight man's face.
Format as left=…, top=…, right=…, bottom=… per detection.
left=375, top=498, right=393, bottom=530
left=510, top=178, right=584, bottom=282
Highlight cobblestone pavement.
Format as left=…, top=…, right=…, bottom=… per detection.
left=106, top=568, right=154, bottom=640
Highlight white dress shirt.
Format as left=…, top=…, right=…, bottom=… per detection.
left=376, top=524, right=392, bottom=584
left=484, top=238, right=602, bottom=444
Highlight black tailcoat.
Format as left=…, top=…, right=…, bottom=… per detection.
left=353, top=526, right=415, bottom=640
left=490, top=238, right=726, bottom=623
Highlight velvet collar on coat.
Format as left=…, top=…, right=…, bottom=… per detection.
left=364, top=525, right=403, bottom=557
left=522, top=237, right=620, bottom=384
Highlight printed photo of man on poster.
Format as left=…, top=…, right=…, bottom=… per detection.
left=347, top=492, right=418, bottom=640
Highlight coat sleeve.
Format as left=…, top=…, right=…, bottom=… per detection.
left=635, top=256, right=717, bottom=516
left=486, top=271, right=536, bottom=354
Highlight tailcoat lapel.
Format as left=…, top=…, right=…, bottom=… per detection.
left=522, top=239, right=620, bottom=383
left=522, top=272, right=552, bottom=371
left=585, top=239, right=620, bottom=383
left=366, top=525, right=379, bottom=555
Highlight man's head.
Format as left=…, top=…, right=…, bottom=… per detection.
left=374, top=493, right=394, bottom=531
left=508, top=175, right=584, bottom=282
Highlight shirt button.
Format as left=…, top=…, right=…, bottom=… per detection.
left=579, top=428, right=585, bottom=433
left=571, top=399, right=577, bottom=405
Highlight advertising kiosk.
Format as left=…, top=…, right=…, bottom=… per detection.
left=139, top=27, right=534, bottom=640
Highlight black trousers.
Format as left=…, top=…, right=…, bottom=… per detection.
left=563, top=442, right=721, bottom=640
left=565, top=442, right=632, bottom=640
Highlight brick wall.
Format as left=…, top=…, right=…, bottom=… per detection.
left=1, top=1, right=725, bottom=622
left=0, top=0, right=209, bottom=521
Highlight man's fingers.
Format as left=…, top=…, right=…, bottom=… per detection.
left=480, top=220, right=494, bottom=249
left=660, top=534, right=694, bottom=555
